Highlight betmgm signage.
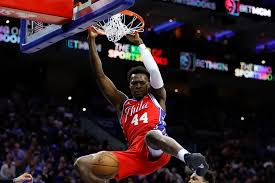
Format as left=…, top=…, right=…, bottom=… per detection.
left=0, top=25, right=20, bottom=44
left=240, top=4, right=272, bottom=17
left=225, top=0, right=272, bottom=17
left=180, top=52, right=228, bottom=72
left=67, top=39, right=102, bottom=52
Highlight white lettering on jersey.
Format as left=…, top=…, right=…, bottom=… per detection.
left=124, top=100, right=149, bottom=117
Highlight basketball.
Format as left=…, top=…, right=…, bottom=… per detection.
left=91, top=151, right=118, bottom=180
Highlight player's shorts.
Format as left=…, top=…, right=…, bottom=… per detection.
left=112, top=135, right=171, bottom=180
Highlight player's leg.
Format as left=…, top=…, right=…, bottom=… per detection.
left=145, top=130, right=209, bottom=176
left=74, top=154, right=107, bottom=183
left=74, top=151, right=117, bottom=183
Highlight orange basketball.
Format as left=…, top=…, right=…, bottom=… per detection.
left=91, top=151, right=118, bottom=180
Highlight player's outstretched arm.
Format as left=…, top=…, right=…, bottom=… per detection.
left=88, top=29, right=127, bottom=111
left=126, top=34, right=166, bottom=110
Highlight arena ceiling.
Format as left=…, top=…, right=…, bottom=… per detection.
left=1, top=0, right=275, bottom=54
left=131, top=0, right=275, bottom=49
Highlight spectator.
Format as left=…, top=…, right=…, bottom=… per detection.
left=0, top=154, right=15, bottom=180
left=188, top=171, right=215, bottom=183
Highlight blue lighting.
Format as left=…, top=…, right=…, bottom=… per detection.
left=207, top=30, right=235, bottom=42
left=153, top=20, right=183, bottom=33
left=256, top=40, right=275, bottom=53
left=215, top=30, right=235, bottom=41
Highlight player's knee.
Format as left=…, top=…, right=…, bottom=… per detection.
left=145, top=130, right=164, bottom=149
left=74, top=156, right=87, bottom=172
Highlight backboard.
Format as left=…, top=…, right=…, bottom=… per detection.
left=18, top=0, right=135, bottom=53
left=0, top=0, right=73, bottom=24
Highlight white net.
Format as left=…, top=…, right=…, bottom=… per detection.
left=27, top=21, right=51, bottom=36
left=93, top=12, right=144, bottom=43
left=24, top=20, right=61, bottom=43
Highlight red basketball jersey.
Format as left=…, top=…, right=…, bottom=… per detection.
left=120, top=93, right=167, bottom=149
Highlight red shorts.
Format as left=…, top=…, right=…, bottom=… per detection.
left=112, top=138, right=171, bottom=180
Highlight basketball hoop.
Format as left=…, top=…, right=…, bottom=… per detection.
left=92, top=10, right=145, bottom=43
left=17, top=0, right=136, bottom=53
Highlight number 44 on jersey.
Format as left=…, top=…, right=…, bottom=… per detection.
left=131, top=112, right=148, bottom=126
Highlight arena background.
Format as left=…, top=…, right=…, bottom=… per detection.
left=0, top=0, right=274, bottom=182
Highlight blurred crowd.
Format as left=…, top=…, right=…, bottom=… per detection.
left=0, top=88, right=112, bottom=183
left=0, top=86, right=274, bottom=183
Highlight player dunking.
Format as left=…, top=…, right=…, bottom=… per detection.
left=74, top=30, right=209, bottom=182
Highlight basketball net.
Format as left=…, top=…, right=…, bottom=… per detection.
left=92, top=10, right=145, bottom=43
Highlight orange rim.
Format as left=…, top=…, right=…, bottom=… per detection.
left=120, top=10, right=145, bottom=32
left=88, top=10, right=144, bottom=34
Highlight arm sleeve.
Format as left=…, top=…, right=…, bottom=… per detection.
left=138, top=44, right=164, bottom=89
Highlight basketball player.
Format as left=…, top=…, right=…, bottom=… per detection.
left=188, top=171, right=215, bottom=183
left=74, top=30, right=209, bottom=182
left=0, top=173, right=33, bottom=183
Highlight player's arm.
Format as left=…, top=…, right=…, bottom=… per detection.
left=88, top=29, right=128, bottom=111
left=126, top=34, right=166, bottom=110
left=0, top=173, right=33, bottom=183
